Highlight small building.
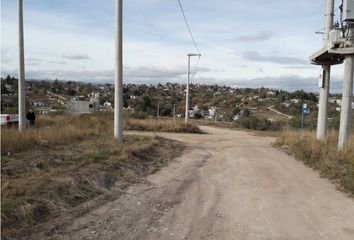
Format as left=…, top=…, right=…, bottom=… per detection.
left=281, top=102, right=291, bottom=108
left=67, top=97, right=99, bottom=115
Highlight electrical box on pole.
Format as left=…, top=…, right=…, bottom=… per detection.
left=343, top=0, right=354, bottom=22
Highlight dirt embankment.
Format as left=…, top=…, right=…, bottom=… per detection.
left=1, top=135, right=185, bottom=240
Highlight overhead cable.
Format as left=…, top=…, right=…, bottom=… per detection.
left=177, top=0, right=201, bottom=54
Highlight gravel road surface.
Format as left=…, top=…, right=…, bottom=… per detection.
left=48, top=127, right=354, bottom=240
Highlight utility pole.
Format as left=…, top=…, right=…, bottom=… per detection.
left=317, top=0, right=334, bottom=141
left=310, top=0, right=354, bottom=149
left=338, top=1, right=354, bottom=149
left=114, top=0, right=123, bottom=141
left=173, top=104, right=176, bottom=120
left=338, top=53, right=354, bottom=149
left=185, top=53, right=201, bottom=123
left=157, top=102, right=160, bottom=118
left=18, top=0, right=26, bottom=132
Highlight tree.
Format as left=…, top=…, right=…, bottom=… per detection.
left=1, top=81, right=10, bottom=94
left=233, top=108, right=241, bottom=116
left=243, top=109, right=251, bottom=117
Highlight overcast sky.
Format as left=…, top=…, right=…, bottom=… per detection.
left=0, top=0, right=349, bottom=92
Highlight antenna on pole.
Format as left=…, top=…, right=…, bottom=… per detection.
left=114, top=0, right=124, bottom=141
left=18, top=0, right=26, bottom=132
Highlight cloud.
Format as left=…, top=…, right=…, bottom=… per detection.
left=48, top=60, right=68, bottom=65
left=186, top=74, right=345, bottom=93
left=1, top=65, right=212, bottom=83
left=124, top=65, right=211, bottom=79
left=62, top=53, right=90, bottom=60
left=27, top=58, right=42, bottom=64
left=1, top=48, right=12, bottom=64
left=242, top=50, right=309, bottom=65
left=237, top=31, right=274, bottom=42
left=223, top=75, right=343, bottom=93
left=284, top=65, right=317, bottom=69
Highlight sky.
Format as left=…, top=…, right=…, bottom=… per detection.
left=0, top=0, right=349, bottom=92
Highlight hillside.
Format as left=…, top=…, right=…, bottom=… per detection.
left=3, top=76, right=350, bottom=131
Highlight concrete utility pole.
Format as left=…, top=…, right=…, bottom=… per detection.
left=310, top=0, right=354, bottom=149
left=338, top=53, right=354, bottom=149
left=317, top=0, right=334, bottom=141
left=185, top=53, right=201, bottom=123
left=114, top=0, right=123, bottom=141
left=173, top=104, right=176, bottom=119
left=18, top=0, right=26, bottom=132
left=157, top=102, right=160, bottom=118
left=338, top=1, right=354, bottom=149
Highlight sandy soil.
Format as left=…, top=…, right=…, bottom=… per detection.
left=38, top=127, right=354, bottom=240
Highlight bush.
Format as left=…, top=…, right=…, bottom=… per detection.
left=239, top=117, right=282, bottom=131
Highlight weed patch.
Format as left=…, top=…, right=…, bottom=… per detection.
left=275, top=130, right=354, bottom=196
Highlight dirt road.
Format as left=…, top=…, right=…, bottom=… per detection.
left=48, top=127, right=354, bottom=240
left=267, top=105, right=294, bottom=119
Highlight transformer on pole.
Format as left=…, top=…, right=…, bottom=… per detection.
left=310, top=0, right=354, bottom=149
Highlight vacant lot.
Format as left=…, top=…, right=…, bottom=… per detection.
left=1, top=113, right=201, bottom=154
left=1, top=114, right=187, bottom=239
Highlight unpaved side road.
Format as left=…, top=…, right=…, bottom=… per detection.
left=47, top=127, right=354, bottom=240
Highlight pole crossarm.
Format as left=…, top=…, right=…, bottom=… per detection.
left=309, top=46, right=354, bottom=65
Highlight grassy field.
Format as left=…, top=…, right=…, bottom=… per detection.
left=275, top=130, right=354, bottom=196
left=1, top=113, right=192, bottom=238
left=1, top=113, right=202, bottom=154
left=125, top=118, right=203, bottom=134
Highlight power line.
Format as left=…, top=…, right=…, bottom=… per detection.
left=191, top=55, right=201, bottom=81
left=129, top=0, right=161, bottom=36
left=177, top=0, right=201, bottom=54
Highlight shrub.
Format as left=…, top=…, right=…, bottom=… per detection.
left=239, top=117, right=282, bottom=131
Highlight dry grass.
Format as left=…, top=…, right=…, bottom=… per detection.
left=2, top=135, right=184, bottom=237
left=125, top=118, right=203, bottom=134
left=1, top=114, right=186, bottom=239
left=275, top=130, right=354, bottom=196
left=1, top=113, right=202, bottom=154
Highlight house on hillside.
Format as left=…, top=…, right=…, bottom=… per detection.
left=67, top=96, right=100, bottom=115
left=201, top=107, right=216, bottom=120
left=281, top=101, right=291, bottom=108
left=100, top=101, right=113, bottom=112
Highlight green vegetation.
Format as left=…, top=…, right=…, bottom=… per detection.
left=275, top=130, right=354, bottom=196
